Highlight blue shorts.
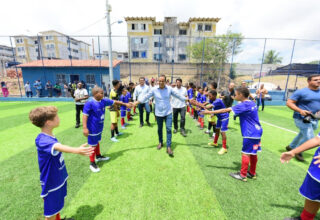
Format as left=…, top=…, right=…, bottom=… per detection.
left=198, top=110, right=204, bottom=118
left=44, top=182, right=67, bottom=217
left=88, top=133, right=101, bottom=146
left=216, top=118, right=229, bottom=132
left=120, top=110, right=126, bottom=118
left=300, top=173, right=320, bottom=202
left=242, top=138, right=261, bottom=155
left=127, top=108, right=131, bottom=112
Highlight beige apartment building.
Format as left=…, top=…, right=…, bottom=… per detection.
left=125, top=17, right=220, bottom=63
left=14, top=30, right=90, bottom=63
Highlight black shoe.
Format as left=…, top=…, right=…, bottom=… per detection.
left=75, top=124, right=80, bottom=128
left=295, top=153, right=305, bottom=162
left=146, top=122, right=151, bottom=126
left=286, top=145, right=292, bottom=151
left=89, top=162, right=100, bottom=172
left=61, top=218, right=75, bottom=220
left=181, top=129, right=187, bottom=137
left=173, top=129, right=177, bottom=134
left=139, top=124, right=143, bottom=128
left=283, top=217, right=301, bottom=220
left=247, top=172, right=257, bottom=179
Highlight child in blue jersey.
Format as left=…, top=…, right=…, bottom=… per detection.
left=126, top=89, right=133, bottom=121
left=29, top=106, right=94, bottom=220
left=120, top=88, right=129, bottom=129
left=281, top=135, right=320, bottom=220
left=196, top=88, right=206, bottom=129
left=194, top=90, right=230, bottom=155
left=201, top=87, right=262, bottom=181
left=83, top=86, right=132, bottom=173
left=187, top=83, right=196, bottom=117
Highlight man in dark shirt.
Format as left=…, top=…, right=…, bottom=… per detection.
left=221, top=83, right=235, bottom=108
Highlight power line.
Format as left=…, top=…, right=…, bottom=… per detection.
left=70, top=16, right=106, bottom=35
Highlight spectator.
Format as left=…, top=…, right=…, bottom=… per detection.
left=256, top=84, right=268, bottom=111
left=74, top=82, right=89, bottom=128
left=34, top=80, right=42, bottom=97
left=24, top=81, right=32, bottom=97
left=63, top=83, right=69, bottom=97
left=54, top=83, right=62, bottom=97
left=1, top=81, right=9, bottom=97
left=221, top=82, right=235, bottom=108
left=286, top=74, right=320, bottom=161
left=45, top=80, right=53, bottom=97
left=276, top=85, right=282, bottom=91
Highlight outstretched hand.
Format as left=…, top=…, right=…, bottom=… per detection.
left=280, top=151, right=295, bottom=163
left=77, top=143, right=95, bottom=156
left=200, top=110, right=211, bottom=115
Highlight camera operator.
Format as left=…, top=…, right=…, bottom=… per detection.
left=286, top=74, right=320, bottom=161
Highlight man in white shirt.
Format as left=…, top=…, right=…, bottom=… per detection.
left=24, top=81, right=32, bottom=98
left=74, top=82, right=89, bottom=128
left=133, top=77, right=151, bottom=127
left=171, top=78, right=188, bottom=137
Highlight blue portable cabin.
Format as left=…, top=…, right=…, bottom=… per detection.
left=18, top=59, right=121, bottom=97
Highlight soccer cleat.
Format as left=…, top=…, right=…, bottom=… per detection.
left=218, top=148, right=228, bottom=155
left=247, top=172, right=257, bottom=180
left=90, top=162, right=100, bottom=173
left=110, top=137, right=119, bottom=142
left=121, top=126, right=126, bottom=129
left=96, top=155, right=110, bottom=162
left=229, top=172, right=247, bottom=182
left=116, top=132, right=123, bottom=136
left=204, top=130, right=210, bottom=134
left=75, top=124, right=80, bottom=128
left=208, top=142, right=218, bottom=147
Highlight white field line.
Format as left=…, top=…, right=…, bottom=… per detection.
left=260, top=120, right=298, bottom=134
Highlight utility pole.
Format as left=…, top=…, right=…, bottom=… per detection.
left=106, top=0, right=113, bottom=88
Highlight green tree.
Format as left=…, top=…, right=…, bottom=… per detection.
left=263, top=50, right=283, bottom=64
left=187, top=31, right=243, bottom=82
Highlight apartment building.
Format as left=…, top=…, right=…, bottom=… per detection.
left=14, top=30, right=90, bottom=63
left=94, top=51, right=128, bottom=61
left=0, top=45, right=15, bottom=77
left=125, top=17, right=220, bottom=63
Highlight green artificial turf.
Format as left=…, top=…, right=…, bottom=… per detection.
left=0, top=102, right=319, bottom=219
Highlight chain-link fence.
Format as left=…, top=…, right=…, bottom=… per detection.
left=0, top=35, right=319, bottom=100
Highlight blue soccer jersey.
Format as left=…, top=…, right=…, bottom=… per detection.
left=211, top=98, right=229, bottom=120
left=232, top=100, right=263, bottom=139
left=196, top=93, right=202, bottom=102
left=187, top=88, right=194, bottom=99
left=307, top=133, right=320, bottom=182
left=83, top=98, right=114, bottom=135
left=120, top=94, right=129, bottom=111
left=35, top=133, right=68, bottom=198
left=200, top=94, right=207, bottom=103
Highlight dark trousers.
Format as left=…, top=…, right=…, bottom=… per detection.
left=76, top=104, right=84, bottom=125
left=138, top=103, right=150, bottom=125
left=257, top=98, right=265, bottom=111
left=173, top=107, right=186, bottom=130
left=26, top=91, right=33, bottom=97
left=156, top=113, right=173, bottom=147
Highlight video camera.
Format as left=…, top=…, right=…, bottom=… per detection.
left=303, top=112, right=320, bottom=123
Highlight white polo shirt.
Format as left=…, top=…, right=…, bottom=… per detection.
left=74, top=88, right=88, bottom=105
left=171, top=86, right=187, bottom=108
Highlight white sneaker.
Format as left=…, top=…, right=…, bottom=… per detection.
left=205, top=130, right=210, bottom=134
left=96, top=155, right=110, bottom=162
left=110, top=137, right=119, bottom=142
left=121, top=126, right=126, bottom=129
left=90, top=163, right=100, bottom=172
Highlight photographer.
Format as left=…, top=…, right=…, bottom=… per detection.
left=286, top=74, right=320, bottom=161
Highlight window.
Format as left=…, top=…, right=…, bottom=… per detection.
left=132, top=24, right=136, bottom=30
left=141, top=51, right=147, bottom=58
left=140, top=24, right=146, bottom=30
left=178, top=54, right=186, bottom=61
left=179, top=29, right=187, bottom=35
left=34, top=40, right=38, bottom=44
left=56, top=74, right=66, bottom=84
left=45, top=36, right=53, bottom=40
left=86, top=74, right=95, bottom=84
left=72, top=49, right=78, bottom=53
left=132, top=51, right=139, bottom=58
left=140, top=38, right=144, bottom=44
left=197, top=24, right=203, bottom=31
left=205, top=24, right=212, bottom=31
left=50, top=44, right=55, bottom=49
left=16, top=38, right=23, bottom=43
left=178, top=41, right=187, bottom=48
left=71, top=41, right=78, bottom=46
left=154, top=42, right=162, bottom=47
left=154, top=29, right=162, bottom=35
left=153, top=54, right=162, bottom=61
left=117, top=54, right=122, bottom=58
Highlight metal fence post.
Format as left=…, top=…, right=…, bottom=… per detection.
left=228, top=38, right=236, bottom=86
left=258, top=38, right=267, bottom=87
left=158, top=36, right=161, bottom=78
left=9, top=36, right=22, bottom=97
left=98, top=36, right=102, bottom=87
left=200, top=37, right=205, bottom=86
left=128, top=36, right=132, bottom=82
left=283, top=39, right=296, bottom=100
